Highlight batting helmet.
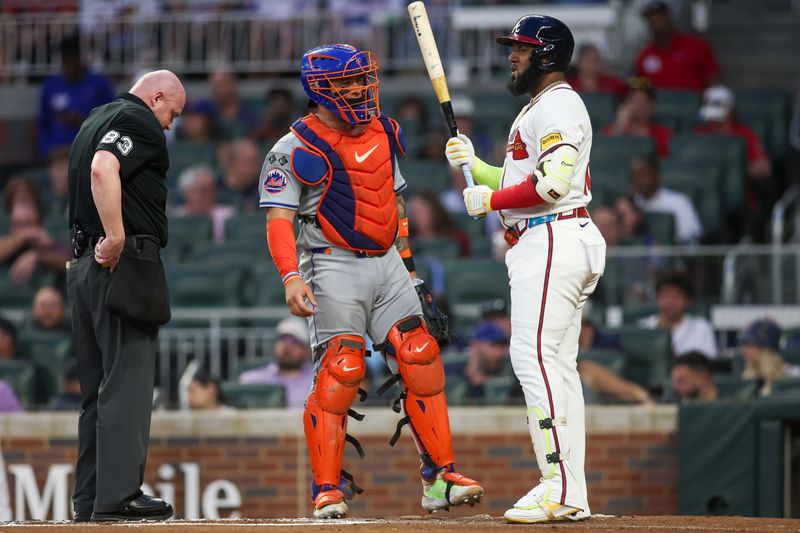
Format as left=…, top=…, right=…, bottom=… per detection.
left=496, top=15, right=574, bottom=74
left=300, top=44, right=380, bottom=125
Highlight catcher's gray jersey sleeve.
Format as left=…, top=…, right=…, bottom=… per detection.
left=259, top=133, right=302, bottom=210
left=393, top=157, right=407, bottom=193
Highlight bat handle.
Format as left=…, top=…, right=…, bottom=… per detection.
left=460, top=164, right=485, bottom=220
left=461, top=163, right=475, bottom=188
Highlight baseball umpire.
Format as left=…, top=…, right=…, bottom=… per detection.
left=260, top=44, right=483, bottom=519
left=67, top=70, right=184, bottom=522
left=444, top=16, right=607, bottom=523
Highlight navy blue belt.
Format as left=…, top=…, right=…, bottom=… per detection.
left=310, top=247, right=388, bottom=258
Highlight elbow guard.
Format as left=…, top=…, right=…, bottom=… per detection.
left=534, top=144, right=577, bottom=203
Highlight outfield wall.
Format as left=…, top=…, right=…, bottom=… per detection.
left=0, top=406, right=677, bottom=521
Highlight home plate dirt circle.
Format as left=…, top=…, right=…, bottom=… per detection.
left=1, top=515, right=799, bottom=532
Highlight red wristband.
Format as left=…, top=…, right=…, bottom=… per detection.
left=489, top=174, right=547, bottom=211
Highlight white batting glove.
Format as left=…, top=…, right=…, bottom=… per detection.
left=462, top=185, right=493, bottom=217
left=445, top=134, right=476, bottom=170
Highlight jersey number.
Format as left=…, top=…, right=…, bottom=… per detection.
left=116, top=136, right=133, bottom=156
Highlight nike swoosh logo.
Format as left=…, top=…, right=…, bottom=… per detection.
left=579, top=221, right=589, bottom=228
left=343, top=365, right=359, bottom=372
left=415, top=341, right=431, bottom=353
left=354, top=144, right=379, bottom=163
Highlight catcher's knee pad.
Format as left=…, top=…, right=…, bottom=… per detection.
left=304, top=335, right=366, bottom=488
left=386, top=317, right=454, bottom=468
left=386, top=316, right=444, bottom=396
left=527, top=407, right=570, bottom=480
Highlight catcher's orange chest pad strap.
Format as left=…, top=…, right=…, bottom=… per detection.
left=290, top=114, right=399, bottom=251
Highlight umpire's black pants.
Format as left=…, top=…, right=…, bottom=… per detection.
left=67, top=243, right=158, bottom=515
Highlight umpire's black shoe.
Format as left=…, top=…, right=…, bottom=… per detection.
left=74, top=514, right=91, bottom=523
left=90, top=494, right=174, bottom=522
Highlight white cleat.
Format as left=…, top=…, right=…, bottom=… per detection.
left=504, top=484, right=582, bottom=523
left=312, top=490, right=348, bottom=519
left=421, top=471, right=484, bottom=513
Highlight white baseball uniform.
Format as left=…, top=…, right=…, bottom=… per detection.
left=499, top=82, right=606, bottom=511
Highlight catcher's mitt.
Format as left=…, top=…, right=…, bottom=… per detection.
left=413, top=278, right=449, bottom=345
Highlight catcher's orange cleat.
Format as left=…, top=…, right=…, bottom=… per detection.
left=313, top=489, right=348, bottom=519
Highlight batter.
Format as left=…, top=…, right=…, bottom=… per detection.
left=260, top=43, right=483, bottom=519
left=444, top=15, right=606, bottom=524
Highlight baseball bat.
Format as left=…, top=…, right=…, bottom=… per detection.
left=408, top=1, right=475, bottom=187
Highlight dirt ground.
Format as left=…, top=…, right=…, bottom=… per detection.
left=1, top=515, right=799, bottom=533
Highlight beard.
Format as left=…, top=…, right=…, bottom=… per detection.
left=506, top=64, right=541, bottom=96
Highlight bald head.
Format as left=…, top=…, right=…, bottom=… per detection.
left=130, top=70, right=186, bottom=131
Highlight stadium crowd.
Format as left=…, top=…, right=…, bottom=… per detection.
left=1, top=0, right=799, bottom=413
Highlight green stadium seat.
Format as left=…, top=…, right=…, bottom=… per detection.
left=615, top=326, right=672, bottom=388
left=482, top=375, right=517, bottom=406
left=0, top=359, right=36, bottom=409
left=224, top=212, right=267, bottom=243
left=167, top=263, right=249, bottom=308
left=580, top=92, right=617, bottom=129
left=399, top=160, right=451, bottom=194
left=578, top=348, right=625, bottom=375
left=772, top=377, right=800, bottom=397
left=450, top=211, right=487, bottom=243
left=166, top=142, right=216, bottom=184
left=712, top=375, right=758, bottom=401
left=441, top=351, right=468, bottom=367
left=220, top=382, right=286, bottom=408
left=188, top=240, right=268, bottom=268
left=733, top=87, right=791, bottom=159
left=168, top=216, right=213, bottom=257
left=654, top=90, right=701, bottom=133
left=643, top=212, right=675, bottom=245
left=252, top=263, right=285, bottom=307
left=592, top=135, right=656, bottom=165
left=236, top=357, right=272, bottom=377
left=0, top=272, right=38, bottom=308
left=444, top=374, right=469, bottom=407
left=413, top=237, right=460, bottom=262
left=16, top=330, right=73, bottom=384
left=444, top=259, right=509, bottom=306
left=659, top=159, right=724, bottom=236
left=588, top=160, right=629, bottom=201
left=784, top=328, right=800, bottom=366
left=668, top=134, right=746, bottom=213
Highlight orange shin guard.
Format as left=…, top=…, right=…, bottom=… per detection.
left=303, top=335, right=366, bottom=487
left=386, top=317, right=455, bottom=468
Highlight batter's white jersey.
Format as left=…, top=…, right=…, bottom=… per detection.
left=498, top=82, right=593, bottom=228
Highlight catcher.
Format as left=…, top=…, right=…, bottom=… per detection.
left=259, top=43, right=483, bottom=519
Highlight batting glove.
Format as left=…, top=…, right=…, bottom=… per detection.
left=445, top=134, right=476, bottom=170
left=463, top=184, right=493, bottom=217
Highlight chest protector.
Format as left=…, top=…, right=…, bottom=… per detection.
left=290, top=114, right=405, bottom=252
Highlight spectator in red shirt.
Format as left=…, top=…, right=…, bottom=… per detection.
left=568, top=44, right=628, bottom=101
left=634, top=1, right=719, bottom=91
left=602, top=78, right=673, bottom=158
left=694, top=85, right=772, bottom=180
left=694, top=85, right=774, bottom=240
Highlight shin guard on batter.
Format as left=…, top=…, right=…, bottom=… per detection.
left=303, top=335, right=366, bottom=496
left=527, top=407, right=570, bottom=481
left=385, top=316, right=454, bottom=470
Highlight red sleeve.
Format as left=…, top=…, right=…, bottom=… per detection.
left=489, top=174, right=547, bottom=211
left=741, top=126, right=768, bottom=162
left=266, top=218, right=300, bottom=285
left=633, top=47, right=648, bottom=77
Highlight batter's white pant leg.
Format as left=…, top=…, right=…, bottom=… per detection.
left=556, top=307, right=589, bottom=513
left=0, top=442, right=10, bottom=521
left=506, top=222, right=594, bottom=510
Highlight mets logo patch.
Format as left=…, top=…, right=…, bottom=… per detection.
left=507, top=129, right=528, bottom=161
left=263, top=168, right=287, bottom=193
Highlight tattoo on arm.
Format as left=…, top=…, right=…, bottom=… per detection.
left=395, top=194, right=410, bottom=254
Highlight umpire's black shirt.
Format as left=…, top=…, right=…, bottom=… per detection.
left=68, top=93, right=169, bottom=247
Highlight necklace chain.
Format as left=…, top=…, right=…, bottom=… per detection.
left=530, top=81, right=565, bottom=104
